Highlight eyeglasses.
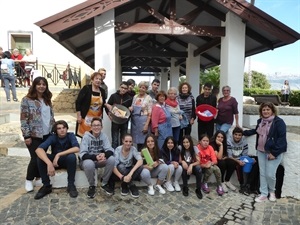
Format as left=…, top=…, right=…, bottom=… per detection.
left=92, top=124, right=101, bottom=127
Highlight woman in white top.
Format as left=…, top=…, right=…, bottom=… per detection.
left=281, top=80, right=291, bottom=102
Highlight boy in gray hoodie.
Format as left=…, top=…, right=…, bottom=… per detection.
left=79, top=117, right=115, bottom=198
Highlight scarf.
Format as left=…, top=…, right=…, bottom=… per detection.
left=165, top=98, right=178, bottom=108
left=179, top=93, right=190, bottom=99
left=256, top=115, right=275, bottom=151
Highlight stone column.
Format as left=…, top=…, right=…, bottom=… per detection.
left=160, top=68, right=168, bottom=92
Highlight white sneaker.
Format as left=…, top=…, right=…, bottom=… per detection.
left=164, top=181, right=175, bottom=192
left=25, top=180, right=34, bottom=192
left=173, top=181, right=181, bottom=192
left=269, top=193, right=276, bottom=202
left=255, top=195, right=268, bottom=203
left=148, top=185, right=155, bottom=196
left=221, top=182, right=228, bottom=193
left=225, top=181, right=236, bottom=191
left=154, top=184, right=166, bottom=194
left=34, top=179, right=42, bottom=187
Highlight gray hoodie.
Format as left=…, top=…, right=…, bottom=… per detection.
left=227, top=136, right=248, bottom=158
left=79, top=131, right=114, bottom=161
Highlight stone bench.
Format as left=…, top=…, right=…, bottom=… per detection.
left=251, top=94, right=289, bottom=106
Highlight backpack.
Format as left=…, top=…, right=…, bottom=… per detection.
left=0, top=62, right=8, bottom=74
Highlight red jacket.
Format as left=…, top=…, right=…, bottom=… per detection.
left=197, top=144, right=217, bottom=165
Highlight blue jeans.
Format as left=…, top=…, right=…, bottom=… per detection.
left=216, top=123, right=232, bottom=134
left=2, top=74, right=17, bottom=100
left=172, top=126, right=181, bottom=143
left=257, top=150, right=283, bottom=196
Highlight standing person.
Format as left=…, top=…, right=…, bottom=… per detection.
left=198, top=134, right=224, bottom=196
left=281, top=80, right=291, bottom=102
left=142, top=134, right=169, bottom=195
left=161, top=136, right=183, bottom=192
left=11, top=48, right=24, bottom=87
left=151, top=91, right=172, bottom=149
left=0, top=46, right=3, bottom=87
left=106, top=81, right=133, bottom=149
left=79, top=117, right=115, bottom=198
left=21, top=48, right=36, bottom=87
left=179, top=135, right=203, bottom=199
left=20, top=77, right=55, bottom=192
left=243, top=102, right=287, bottom=203
left=1, top=51, right=18, bottom=102
left=75, top=72, right=106, bottom=138
left=98, top=68, right=108, bottom=100
left=215, top=85, right=239, bottom=134
left=34, top=120, right=80, bottom=199
left=165, top=87, right=182, bottom=143
left=196, top=83, right=217, bottom=139
left=130, top=81, right=153, bottom=150
left=177, top=82, right=196, bottom=143
left=127, top=79, right=136, bottom=97
left=148, top=78, right=160, bottom=101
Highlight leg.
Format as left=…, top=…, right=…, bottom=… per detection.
left=26, top=138, right=44, bottom=180
left=166, top=164, right=175, bottom=181
left=174, top=165, right=183, bottom=182
left=192, top=165, right=202, bottom=190
left=206, top=120, right=215, bottom=139
left=257, top=151, right=268, bottom=196
left=224, top=158, right=238, bottom=182
left=151, top=164, right=168, bottom=184
left=99, top=156, right=115, bottom=184
left=119, top=122, right=128, bottom=144
left=219, top=123, right=232, bottom=134
left=58, top=154, right=77, bottom=186
left=217, top=159, right=227, bottom=182
left=202, top=167, right=213, bottom=183
left=3, top=75, right=11, bottom=100
left=265, top=154, right=283, bottom=194
left=9, top=76, right=17, bottom=100
left=181, top=168, right=189, bottom=187
left=212, top=165, right=222, bottom=186
left=172, top=126, right=181, bottom=144
left=81, top=159, right=97, bottom=186
left=37, top=154, right=55, bottom=186
left=111, top=122, right=119, bottom=149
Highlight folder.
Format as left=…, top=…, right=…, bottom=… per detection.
left=141, top=148, right=154, bottom=167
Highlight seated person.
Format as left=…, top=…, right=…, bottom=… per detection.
left=109, top=134, right=152, bottom=198
left=35, top=120, right=80, bottom=199
left=227, top=127, right=256, bottom=195
left=79, top=117, right=115, bottom=198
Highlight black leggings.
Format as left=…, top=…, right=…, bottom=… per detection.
left=217, top=158, right=237, bottom=183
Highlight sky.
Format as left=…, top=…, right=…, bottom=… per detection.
left=244, top=0, right=300, bottom=77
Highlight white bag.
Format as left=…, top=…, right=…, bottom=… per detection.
left=0, top=63, right=8, bottom=74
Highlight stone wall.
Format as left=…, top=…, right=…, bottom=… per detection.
left=52, top=89, right=79, bottom=113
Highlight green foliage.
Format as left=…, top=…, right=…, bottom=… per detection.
left=244, top=70, right=271, bottom=89
left=200, top=66, right=220, bottom=89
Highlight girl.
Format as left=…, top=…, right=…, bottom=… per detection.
left=161, top=136, right=183, bottom=192
left=198, top=134, right=224, bottom=196
left=179, top=135, right=203, bottom=199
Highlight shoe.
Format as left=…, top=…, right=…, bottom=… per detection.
left=154, top=184, right=166, bottom=194
left=87, top=186, right=96, bottom=198
left=239, top=185, right=250, bottom=196
left=7, top=99, right=11, bottom=102
left=34, top=185, right=52, bottom=200
left=129, top=184, right=139, bottom=198
left=173, top=181, right=181, bottom=192
left=13, top=99, right=18, bottom=102
left=148, top=185, right=155, bottom=196
left=225, top=181, right=236, bottom=191
left=195, top=188, right=203, bottom=199
left=121, top=182, right=129, bottom=196
left=101, top=184, right=114, bottom=196
left=25, top=180, right=34, bottom=192
left=182, top=186, right=189, bottom=196
left=67, top=185, right=78, bottom=198
left=216, top=185, right=224, bottom=196
left=269, top=193, right=276, bottom=202
left=255, top=195, right=268, bottom=203
left=164, top=181, right=175, bottom=192
left=201, top=183, right=210, bottom=194
left=34, top=179, right=43, bottom=187
left=221, top=182, right=228, bottom=193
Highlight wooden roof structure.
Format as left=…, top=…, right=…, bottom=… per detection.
left=35, top=0, right=300, bottom=76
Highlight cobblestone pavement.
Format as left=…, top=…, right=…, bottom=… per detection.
left=0, top=156, right=299, bottom=225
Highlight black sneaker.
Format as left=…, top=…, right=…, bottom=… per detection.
left=129, top=184, right=139, bottom=198
left=87, top=186, right=96, bottom=198
left=195, top=188, right=203, bottom=199
left=121, top=182, right=129, bottom=196
left=182, top=186, right=189, bottom=196
left=239, top=185, right=250, bottom=196
left=34, top=185, right=52, bottom=200
left=67, top=185, right=78, bottom=198
left=101, top=184, right=114, bottom=196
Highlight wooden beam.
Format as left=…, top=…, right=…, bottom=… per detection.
left=59, top=19, right=94, bottom=42
left=187, top=0, right=226, bottom=21
left=74, top=41, right=94, bottom=54
left=120, top=50, right=187, bottom=58
left=202, top=53, right=220, bottom=65
left=176, top=7, right=204, bottom=25
left=122, top=60, right=170, bottom=67
left=194, top=38, right=221, bottom=57
left=246, top=27, right=274, bottom=50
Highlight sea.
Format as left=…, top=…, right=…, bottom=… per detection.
left=267, top=75, right=300, bottom=90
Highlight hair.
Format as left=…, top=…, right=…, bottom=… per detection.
left=13, top=48, right=19, bottom=53
left=119, top=81, right=129, bottom=87
left=3, top=51, right=11, bottom=59
left=52, top=120, right=69, bottom=134
left=90, top=72, right=101, bottom=80
left=232, top=127, right=243, bottom=135
left=138, top=81, right=149, bottom=89
left=199, top=134, right=210, bottom=142
left=178, top=82, right=192, bottom=94
left=98, top=68, right=106, bottom=72
left=167, top=87, right=178, bottom=95
left=222, top=85, right=231, bottom=92
left=0, top=46, right=3, bottom=51
left=151, top=78, right=160, bottom=84
left=259, top=102, right=277, bottom=117
left=155, top=90, right=167, bottom=101
left=180, top=135, right=196, bottom=162
left=203, top=83, right=212, bottom=89
left=91, top=117, right=102, bottom=126
left=122, top=133, right=132, bottom=140
left=26, top=77, right=52, bottom=106
left=143, top=134, right=160, bottom=161
left=162, top=136, right=178, bottom=150
left=210, top=130, right=228, bottom=157
left=127, top=79, right=136, bottom=86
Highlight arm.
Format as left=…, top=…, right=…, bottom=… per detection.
left=35, top=136, right=55, bottom=176
left=101, top=133, right=114, bottom=153
left=20, top=97, right=31, bottom=139
left=79, top=135, right=97, bottom=161
left=215, top=141, right=224, bottom=160
left=75, top=86, right=89, bottom=122
left=269, top=119, right=287, bottom=158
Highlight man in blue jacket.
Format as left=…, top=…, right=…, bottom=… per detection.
left=34, top=120, right=80, bottom=199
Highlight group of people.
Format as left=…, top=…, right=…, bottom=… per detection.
left=20, top=72, right=287, bottom=204
left=0, top=47, right=36, bottom=102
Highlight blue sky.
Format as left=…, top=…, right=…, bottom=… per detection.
left=244, top=0, right=300, bottom=76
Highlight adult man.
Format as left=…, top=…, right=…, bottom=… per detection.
left=98, top=68, right=108, bottom=100
left=196, top=83, right=217, bottom=139
left=79, top=117, right=115, bottom=198
left=34, top=120, right=80, bottom=199
left=106, top=81, right=133, bottom=149
left=148, top=78, right=160, bottom=100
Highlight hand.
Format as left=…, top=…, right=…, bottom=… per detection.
left=24, top=138, right=32, bottom=146
left=216, top=140, right=223, bottom=146
left=187, top=165, right=193, bottom=175
left=172, top=161, right=179, bottom=169
left=238, top=160, right=245, bottom=166
left=182, top=161, right=188, bottom=170
left=268, top=153, right=275, bottom=160
left=152, top=161, right=159, bottom=168
left=190, top=118, right=194, bottom=125
left=124, top=175, right=132, bottom=183
left=47, top=164, right=55, bottom=177
left=77, top=116, right=82, bottom=124
left=53, top=154, right=60, bottom=167
left=97, top=153, right=106, bottom=162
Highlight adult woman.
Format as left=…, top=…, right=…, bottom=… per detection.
left=177, top=82, right=196, bottom=142
left=130, top=81, right=153, bottom=150
left=151, top=90, right=172, bottom=149
left=142, top=134, right=169, bottom=195
left=281, top=80, right=291, bottom=102
left=75, top=72, right=106, bottom=137
left=215, top=85, right=239, bottom=133
left=243, top=102, right=287, bottom=203
left=165, top=87, right=182, bottom=143
left=21, top=49, right=36, bottom=87
left=20, top=77, right=55, bottom=192
left=1, top=51, right=17, bottom=102
left=11, top=48, right=24, bottom=87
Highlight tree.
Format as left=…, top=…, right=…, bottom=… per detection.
left=200, top=66, right=220, bottom=89
left=244, top=70, right=271, bottom=89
